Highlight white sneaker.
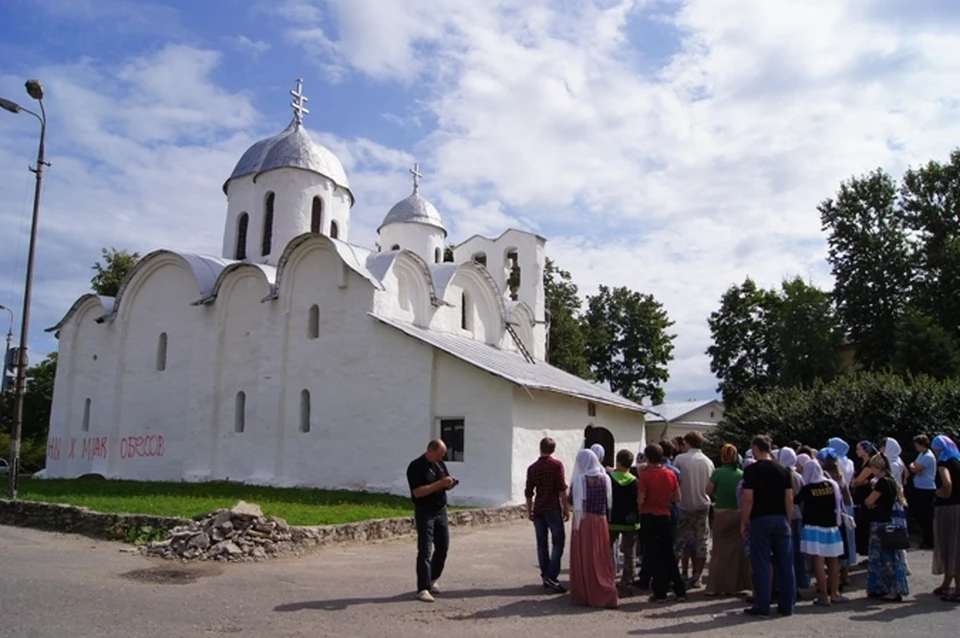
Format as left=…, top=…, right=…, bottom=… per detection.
left=417, top=590, right=435, bottom=603
left=429, top=582, right=441, bottom=594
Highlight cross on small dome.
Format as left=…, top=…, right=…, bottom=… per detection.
left=290, top=78, right=309, bottom=125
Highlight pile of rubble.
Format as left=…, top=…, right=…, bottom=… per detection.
left=142, top=501, right=294, bottom=562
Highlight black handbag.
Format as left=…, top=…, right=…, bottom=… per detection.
left=879, top=524, right=910, bottom=552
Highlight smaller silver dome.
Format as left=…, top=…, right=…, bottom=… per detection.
left=379, top=191, right=447, bottom=236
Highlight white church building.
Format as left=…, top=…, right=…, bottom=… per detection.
left=44, top=81, right=647, bottom=506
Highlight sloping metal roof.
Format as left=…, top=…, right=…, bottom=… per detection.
left=644, top=400, right=722, bottom=423
left=370, top=314, right=646, bottom=413
left=223, top=120, right=352, bottom=200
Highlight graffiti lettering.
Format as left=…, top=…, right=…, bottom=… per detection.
left=81, top=437, right=108, bottom=461
left=119, top=435, right=165, bottom=459
left=68, top=437, right=77, bottom=460
left=47, top=437, right=61, bottom=461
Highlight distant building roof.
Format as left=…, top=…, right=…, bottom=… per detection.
left=644, top=400, right=723, bottom=423
left=370, top=314, right=647, bottom=413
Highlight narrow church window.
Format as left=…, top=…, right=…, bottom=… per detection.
left=434, top=247, right=441, bottom=263
left=506, top=250, right=521, bottom=301
left=308, top=304, right=320, bottom=339
left=472, top=252, right=487, bottom=267
left=460, top=293, right=470, bottom=330
left=439, top=418, right=465, bottom=462
left=300, top=389, right=311, bottom=433
left=81, top=398, right=91, bottom=432
left=236, top=213, right=249, bottom=260
left=235, top=392, right=246, bottom=433
left=156, top=332, right=167, bottom=371
left=587, top=401, right=597, bottom=417
left=311, top=197, right=323, bottom=234
left=262, top=192, right=275, bottom=256
left=330, top=221, right=339, bottom=239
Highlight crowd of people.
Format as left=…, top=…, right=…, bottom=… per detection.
left=521, top=431, right=960, bottom=616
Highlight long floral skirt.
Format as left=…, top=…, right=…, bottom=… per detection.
left=866, top=522, right=909, bottom=598
left=570, top=513, right=619, bottom=608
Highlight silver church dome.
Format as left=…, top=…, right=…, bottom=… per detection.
left=378, top=163, right=446, bottom=235
left=222, top=80, right=352, bottom=200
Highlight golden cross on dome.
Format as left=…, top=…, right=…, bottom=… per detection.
left=290, top=78, right=309, bottom=125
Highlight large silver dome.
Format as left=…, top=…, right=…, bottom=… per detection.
left=379, top=191, right=447, bottom=236
left=223, top=120, right=352, bottom=200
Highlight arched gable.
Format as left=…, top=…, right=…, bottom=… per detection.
left=96, top=250, right=228, bottom=323
left=369, top=251, right=435, bottom=326
left=45, top=294, right=114, bottom=335
left=271, top=233, right=382, bottom=301
left=505, top=300, right=536, bottom=353
left=199, top=262, right=276, bottom=306
left=433, top=261, right=508, bottom=328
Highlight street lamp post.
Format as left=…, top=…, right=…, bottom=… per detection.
left=1, top=79, right=49, bottom=499
left=0, top=305, right=13, bottom=431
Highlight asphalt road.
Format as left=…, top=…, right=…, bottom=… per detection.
left=1, top=522, right=957, bottom=637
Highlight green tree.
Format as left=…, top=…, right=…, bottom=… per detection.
left=900, top=149, right=960, bottom=337
left=21, top=352, right=57, bottom=444
left=91, top=247, right=140, bottom=297
left=819, top=170, right=913, bottom=370
left=892, top=309, right=960, bottom=380
left=543, top=259, right=591, bottom=379
left=773, top=277, right=844, bottom=388
left=706, top=278, right=782, bottom=408
left=583, top=285, right=675, bottom=404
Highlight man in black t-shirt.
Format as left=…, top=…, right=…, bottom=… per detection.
left=740, top=435, right=796, bottom=618
left=406, top=439, right=456, bottom=602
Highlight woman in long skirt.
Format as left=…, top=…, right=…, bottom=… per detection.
left=864, top=454, right=909, bottom=602
left=705, top=444, right=751, bottom=595
left=931, top=435, right=960, bottom=602
left=569, top=449, right=619, bottom=608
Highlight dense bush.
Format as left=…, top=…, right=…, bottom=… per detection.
left=0, top=432, right=47, bottom=474
left=706, top=372, right=960, bottom=463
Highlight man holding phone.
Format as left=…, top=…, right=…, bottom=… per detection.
left=407, top=438, right=457, bottom=602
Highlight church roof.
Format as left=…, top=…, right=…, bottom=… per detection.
left=378, top=163, right=446, bottom=235
left=370, top=314, right=647, bottom=414
left=224, top=121, right=352, bottom=199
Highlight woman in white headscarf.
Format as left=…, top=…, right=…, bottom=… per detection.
left=883, top=438, right=911, bottom=574
left=779, top=447, right=810, bottom=590
left=796, top=461, right=848, bottom=606
left=590, top=444, right=606, bottom=465
left=568, top=449, right=618, bottom=608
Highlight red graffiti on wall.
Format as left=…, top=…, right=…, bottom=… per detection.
left=120, top=435, right=165, bottom=459
left=81, top=437, right=108, bottom=461
left=47, top=437, right=62, bottom=461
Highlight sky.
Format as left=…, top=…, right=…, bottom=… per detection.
left=1, top=0, right=959, bottom=402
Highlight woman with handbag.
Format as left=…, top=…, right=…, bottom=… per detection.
left=864, top=453, right=910, bottom=602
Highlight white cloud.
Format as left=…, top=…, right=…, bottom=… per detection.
left=276, top=0, right=960, bottom=399
left=232, top=36, right=272, bottom=57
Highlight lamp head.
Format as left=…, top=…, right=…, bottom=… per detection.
left=0, top=97, right=21, bottom=114
left=25, top=79, right=43, bottom=101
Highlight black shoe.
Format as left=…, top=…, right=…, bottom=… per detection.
left=543, top=578, right=567, bottom=594
left=743, top=608, right=770, bottom=618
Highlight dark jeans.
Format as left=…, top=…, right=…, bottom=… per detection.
left=641, top=513, right=686, bottom=600
left=910, top=488, right=936, bottom=548
left=533, top=509, right=565, bottom=581
left=415, top=509, right=449, bottom=592
left=749, top=514, right=795, bottom=616
left=790, top=518, right=809, bottom=589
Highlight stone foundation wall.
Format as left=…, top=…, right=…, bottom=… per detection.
left=0, top=499, right=527, bottom=555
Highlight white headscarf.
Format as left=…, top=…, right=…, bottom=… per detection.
left=802, top=460, right=843, bottom=527
left=590, top=444, right=605, bottom=463
left=571, top=449, right=612, bottom=530
left=884, top=438, right=905, bottom=488
left=778, top=447, right=798, bottom=470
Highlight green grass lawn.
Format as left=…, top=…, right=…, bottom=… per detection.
left=17, top=478, right=422, bottom=526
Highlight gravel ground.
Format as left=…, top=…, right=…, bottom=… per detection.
left=1, top=521, right=957, bottom=637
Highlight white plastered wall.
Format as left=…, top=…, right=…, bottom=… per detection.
left=378, top=223, right=446, bottom=266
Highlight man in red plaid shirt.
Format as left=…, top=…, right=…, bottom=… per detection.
left=525, top=437, right=570, bottom=593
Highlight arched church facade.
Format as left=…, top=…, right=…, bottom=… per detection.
left=44, top=80, right=647, bottom=506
